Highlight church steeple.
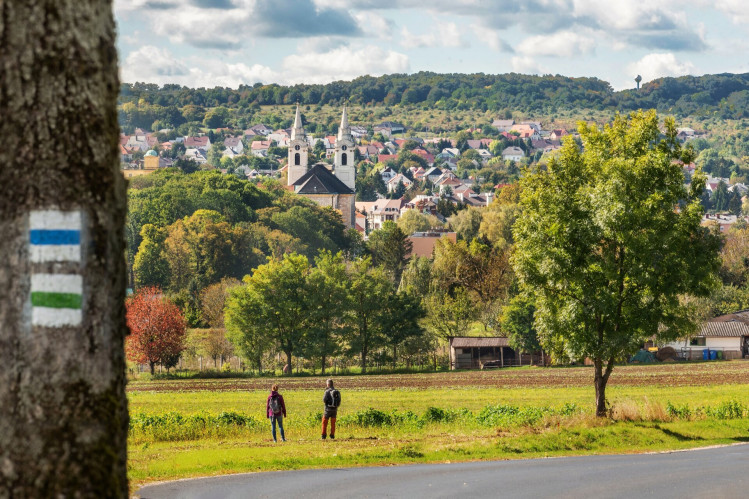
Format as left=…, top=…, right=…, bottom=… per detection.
left=288, top=104, right=309, bottom=186
left=338, top=105, right=350, bottom=140
left=291, top=104, right=305, bottom=141
left=334, top=105, right=355, bottom=191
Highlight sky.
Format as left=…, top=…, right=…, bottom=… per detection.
left=116, top=0, right=749, bottom=91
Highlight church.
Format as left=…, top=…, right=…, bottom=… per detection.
left=287, top=105, right=356, bottom=229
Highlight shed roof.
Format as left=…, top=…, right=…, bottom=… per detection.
left=699, top=322, right=749, bottom=337
left=450, top=337, right=510, bottom=348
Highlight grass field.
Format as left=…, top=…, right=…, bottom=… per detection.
left=128, top=362, right=749, bottom=489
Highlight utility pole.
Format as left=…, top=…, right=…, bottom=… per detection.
left=0, top=1, right=128, bottom=496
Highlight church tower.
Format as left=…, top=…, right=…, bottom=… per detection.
left=334, top=105, right=356, bottom=191
left=287, top=104, right=309, bottom=186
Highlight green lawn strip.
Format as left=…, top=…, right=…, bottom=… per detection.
left=128, top=419, right=749, bottom=486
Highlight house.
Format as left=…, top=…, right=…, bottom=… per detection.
left=374, top=121, right=406, bottom=137
left=184, top=148, right=207, bottom=164
left=530, top=139, right=561, bottom=153
left=251, top=140, right=271, bottom=157
left=244, top=124, right=273, bottom=137
left=355, top=198, right=405, bottom=231
left=377, top=154, right=398, bottom=164
left=119, top=144, right=133, bottom=163
left=449, top=336, right=544, bottom=369
left=387, top=173, right=414, bottom=193
left=502, top=146, right=525, bottom=161
left=477, top=149, right=493, bottom=161
left=440, top=148, right=461, bottom=158
left=437, top=177, right=462, bottom=194
left=550, top=129, right=568, bottom=140
left=358, top=144, right=380, bottom=158
left=350, top=125, right=368, bottom=138
left=126, top=134, right=150, bottom=152
left=521, top=121, right=542, bottom=130
left=407, top=228, right=457, bottom=257
left=511, top=124, right=541, bottom=140
left=380, top=166, right=397, bottom=183
left=466, top=139, right=484, bottom=150
left=267, top=129, right=291, bottom=145
left=224, top=136, right=244, bottom=155
left=411, top=148, right=435, bottom=166
left=184, top=136, right=211, bottom=151
left=423, top=167, right=443, bottom=183
left=664, top=311, right=749, bottom=359
left=491, top=119, right=514, bottom=132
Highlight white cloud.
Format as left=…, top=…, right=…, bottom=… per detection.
left=120, top=44, right=410, bottom=86
left=714, top=0, right=749, bottom=24
left=400, top=22, right=467, bottom=49
left=470, top=24, right=513, bottom=53
left=511, top=56, right=542, bottom=75
left=353, top=11, right=394, bottom=38
left=120, top=45, right=190, bottom=82
left=281, top=45, right=410, bottom=84
left=626, top=52, right=696, bottom=81
left=517, top=31, right=595, bottom=58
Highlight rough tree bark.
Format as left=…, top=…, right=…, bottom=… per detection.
left=0, top=1, right=128, bottom=496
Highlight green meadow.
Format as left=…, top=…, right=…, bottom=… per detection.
left=128, top=365, right=749, bottom=488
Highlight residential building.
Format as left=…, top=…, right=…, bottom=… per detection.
left=502, top=146, right=525, bottom=161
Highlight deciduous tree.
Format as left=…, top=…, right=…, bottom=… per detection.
left=512, top=111, right=721, bottom=416
left=126, top=287, right=187, bottom=375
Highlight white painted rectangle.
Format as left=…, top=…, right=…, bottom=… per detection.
left=32, top=307, right=82, bottom=327
left=29, top=210, right=82, bottom=230
left=30, top=273, right=83, bottom=294
left=30, top=245, right=80, bottom=263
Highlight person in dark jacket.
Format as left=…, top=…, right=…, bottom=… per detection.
left=266, top=384, right=287, bottom=442
left=321, top=378, right=340, bottom=440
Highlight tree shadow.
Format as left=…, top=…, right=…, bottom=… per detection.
left=653, top=425, right=704, bottom=441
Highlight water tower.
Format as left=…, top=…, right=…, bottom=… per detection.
left=635, top=75, right=642, bottom=90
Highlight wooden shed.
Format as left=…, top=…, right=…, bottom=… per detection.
left=449, top=336, right=517, bottom=369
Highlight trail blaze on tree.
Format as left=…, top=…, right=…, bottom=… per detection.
left=126, top=287, right=187, bottom=375
left=512, top=110, right=722, bottom=417
left=0, top=0, right=128, bottom=495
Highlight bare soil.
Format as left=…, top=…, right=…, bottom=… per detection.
left=127, top=361, right=749, bottom=392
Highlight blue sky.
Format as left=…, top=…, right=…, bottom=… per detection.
left=116, top=0, right=749, bottom=91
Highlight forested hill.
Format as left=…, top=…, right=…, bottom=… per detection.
left=119, top=72, right=749, bottom=118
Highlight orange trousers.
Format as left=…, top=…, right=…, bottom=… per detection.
left=322, top=416, right=336, bottom=436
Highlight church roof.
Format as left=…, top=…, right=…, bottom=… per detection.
left=294, top=163, right=354, bottom=195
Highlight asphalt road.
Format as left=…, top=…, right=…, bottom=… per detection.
left=137, top=443, right=749, bottom=499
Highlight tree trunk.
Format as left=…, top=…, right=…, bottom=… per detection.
left=256, top=357, right=262, bottom=374
left=285, top=350, right=293, bottom=375
left=594, top=357, right=615, bottom=417
left=392, top=345, right=397, bottom=368
left=321, top=354, right=326, bottom=375
left=361, top=349, right=368, bottom=373
left=150, top=362, right=156, bottom=376
left=0, top=1, right=128, bottom=496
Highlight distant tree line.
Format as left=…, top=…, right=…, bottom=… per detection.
left=119, top=72, right=749, bottom=132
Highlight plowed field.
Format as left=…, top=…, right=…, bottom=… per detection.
left=127, top=361, right=749, bottom=392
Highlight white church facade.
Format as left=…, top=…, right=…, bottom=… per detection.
left=287, top=105, right=356, bottom=229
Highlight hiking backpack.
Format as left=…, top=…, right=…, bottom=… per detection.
left=328, top=389, right=341, bottom=408
left=269, top=395, right=282, bottom=415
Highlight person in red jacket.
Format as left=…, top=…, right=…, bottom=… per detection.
left=266, top=384, right=287, bottom=442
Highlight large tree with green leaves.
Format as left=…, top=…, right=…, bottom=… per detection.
left=512, top=110, right=721, bottom=417
left=346, top=257, right=394, bottom=372
left=304, top=251, right=350, bottom=373
left=367, top=221, right=412, bottom=285
left=225, top=253, right=312, bottom=372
